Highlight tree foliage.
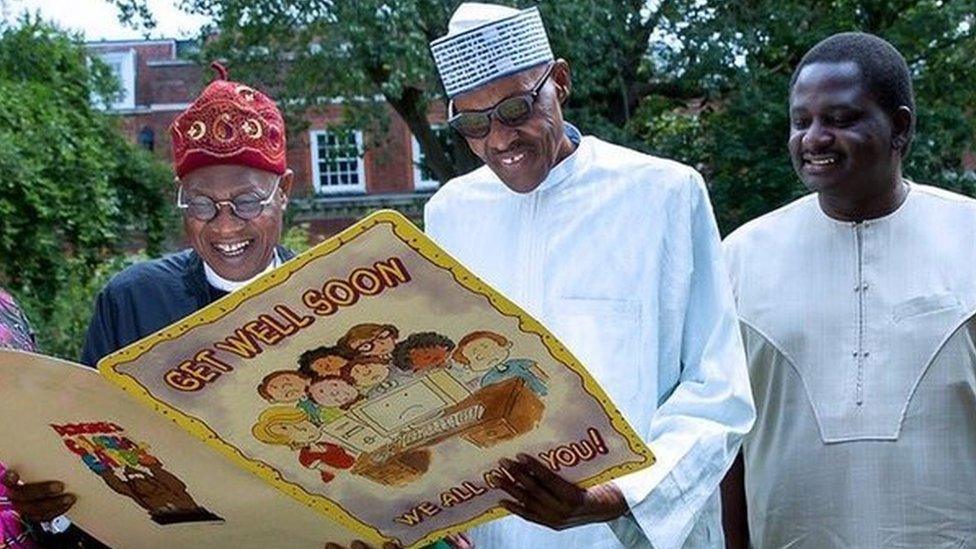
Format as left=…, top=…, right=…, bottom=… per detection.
left=0, top=15, right=175, bottom=358
left=113, top=0, right=481, bottom=182
left=629, top=0, right=976, bottom=232
left=113, top=1, right=973, bottom=233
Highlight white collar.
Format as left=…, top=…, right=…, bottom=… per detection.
left=203, top=251, right=281, bottom=293
left=532, top=123, right=586, bottom=193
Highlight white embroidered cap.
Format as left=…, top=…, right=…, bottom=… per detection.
left=430, top=3, right=554, bottom=98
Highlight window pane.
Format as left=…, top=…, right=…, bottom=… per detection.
left=314, top=131, right=363, bottom=192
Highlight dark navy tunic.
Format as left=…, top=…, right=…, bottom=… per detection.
left=81, top=247, right=294, bottom=367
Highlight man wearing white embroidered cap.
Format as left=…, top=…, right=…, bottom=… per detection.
left=425, top=3, right=754, bottom=548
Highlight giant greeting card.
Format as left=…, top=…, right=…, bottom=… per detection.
left=96, top=210, right=654, bottom=547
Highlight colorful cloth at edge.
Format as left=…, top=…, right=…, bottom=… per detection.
left=0, top=289, right=37, bottom=549
left=0, top=290, right=35, bottom=353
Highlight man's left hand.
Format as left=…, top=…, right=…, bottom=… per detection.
left=496, top=453, right=628, bottom=530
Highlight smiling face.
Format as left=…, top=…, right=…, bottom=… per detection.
left=309, top=355, right=348, bottom=378
left=451, top=61, right=576, bottom=193
left=408, top=345, right=451, bottom=371
left=263, top=372, right=309, bottom=403
left=360, top=381, right=448, bottom=430
left=788, top=62, right=902, bottom=200
left=268, top=419, right=320, bottom=446
left=461, top=337, right=510, bottom=371
left=349, top=361, right=390, bottom=388
left=179, top=163, right=293, bottom=281
left=308, top=378, right=360, bottom=407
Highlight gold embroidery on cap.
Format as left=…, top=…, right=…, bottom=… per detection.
left=214, top=113, right=236, bottom=142
left=187, top=121, right=206, bottom=140
left=236, top=85, right=256, bottom=101
left=242, top=118, right=263, bottom=139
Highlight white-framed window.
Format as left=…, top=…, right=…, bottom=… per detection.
left=94, top=50, right=136, bottom=110
left=310, top=129, right=366, bottom=195
left=411, top=125, right=450, bottom=191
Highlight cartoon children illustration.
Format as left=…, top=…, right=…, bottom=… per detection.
left=257, top=370, right=311, bottom=405
left=337, top=323, right=399, bottom=362
left=342, top=358, right=395, bottom=396
left=392, top=332, right=455, bottom=373
left=453, top=331, right=549, bottom=396
left=307, top=375, right=365, bottom=424
left=297, top=345, right=353, bottom=379
left=251, top=407, right=355, bottom=483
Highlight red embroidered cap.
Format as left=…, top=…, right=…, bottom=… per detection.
left=170, top=62, right=286, bottom=178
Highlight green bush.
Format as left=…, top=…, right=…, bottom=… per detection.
left=0, top=16, right=174, bottom=359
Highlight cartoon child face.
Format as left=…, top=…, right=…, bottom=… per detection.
left=408, top=345, right=451, bottom=371
left=351, top=328, right=396, bottom=358
left=267, top=419, right=320, bottom=446
left=463, top=337, right=510, bottom=371
left=310, top=355, right=348, bottom=378
left=349, top=361, right=390, bottom=388
left=308, top=378, right=360, bottom=408
left=264, top=372, right=309, bottom=403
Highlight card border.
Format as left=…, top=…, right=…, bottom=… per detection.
left=98, top=210, right=655, bottom=547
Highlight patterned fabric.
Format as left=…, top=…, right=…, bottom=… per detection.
left=429, top=4, right=553, bottom=98
left=0, top=290, right=34, bottom=352
left=170, top=62, right=286, bottom=177
left=0, top=289, right=37, bottom=548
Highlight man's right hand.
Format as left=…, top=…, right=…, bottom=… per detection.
left=2, top=469, right=77, bottom=522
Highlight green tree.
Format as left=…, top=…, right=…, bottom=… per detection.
left=629, top=0, right=976, bottom=232
left=0, top=15, right=175, bottom=358
left=114, top=0, right=481, bottom=183
left=111, top=0, right=974, bottom=232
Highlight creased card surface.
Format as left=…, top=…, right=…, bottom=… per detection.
left=99, top=210, right=654, bottom=548
left=0, top=350, right=360, bottom=548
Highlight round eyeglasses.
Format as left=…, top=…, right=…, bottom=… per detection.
left=176, top=176, right=282, bottom=221
left=355, top=328, right=394, bottom=354
left=447, top=63, right=555, bottom=139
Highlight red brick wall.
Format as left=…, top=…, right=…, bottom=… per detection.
left=145, top=63, right=205, bottom=104
left=299, top=106, right=420, bottom=197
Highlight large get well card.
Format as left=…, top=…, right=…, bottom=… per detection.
left=0, top=350, right=361, bottom=548
left=5, top=210, right=653, bottom=548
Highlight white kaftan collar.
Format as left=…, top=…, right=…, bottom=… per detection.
left=532, top=123, right=585, bottom=193
left=815, top=180, right=914, bottom=226
left=203, top=251, right=281, bottom=293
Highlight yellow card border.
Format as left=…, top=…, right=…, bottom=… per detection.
left=98, top=209, right=654, bottom=547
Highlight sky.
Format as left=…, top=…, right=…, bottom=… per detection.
left=3, top=0, right=209, bottom=41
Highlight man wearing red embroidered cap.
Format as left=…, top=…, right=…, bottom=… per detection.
left=3, top=65, right=296, bottom=541
left=80, top=62, right=295, bottom=365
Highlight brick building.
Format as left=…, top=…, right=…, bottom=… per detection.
left=86, top=38, right=449, bottom=241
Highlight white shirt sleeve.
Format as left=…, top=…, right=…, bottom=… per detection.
left=608, top=173, right=755, bottom=549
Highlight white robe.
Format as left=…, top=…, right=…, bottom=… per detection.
left=723, top=183, right=976, bottom=548
left=424, top=130, right=755, bottom=549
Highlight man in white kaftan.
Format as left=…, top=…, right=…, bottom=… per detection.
left=721, top=33, right=976, bottom=548
left=424, top=4, right=755, bottom=548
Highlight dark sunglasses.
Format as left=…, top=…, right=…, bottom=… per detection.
left=176, top=177, right=282, bottom=222
left=448, top=63, right=555, bottom=139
